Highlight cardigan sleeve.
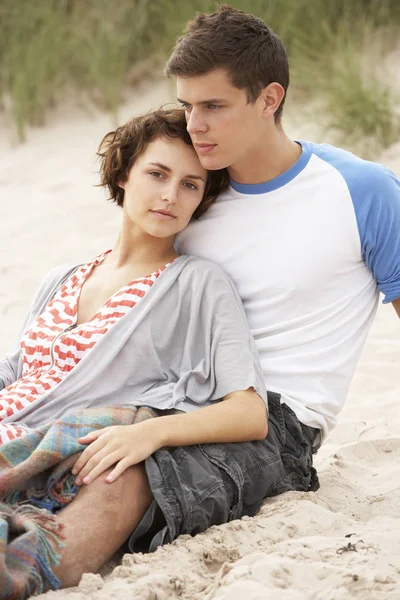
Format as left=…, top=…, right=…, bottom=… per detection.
left=172, top=260, right=268, bottom=410
left=0, top=264, right=77, bottom=388
left=0, top=349, right=20, bottom=390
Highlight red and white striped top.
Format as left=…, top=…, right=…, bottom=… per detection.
left=0, top=250, right=172, bottom=444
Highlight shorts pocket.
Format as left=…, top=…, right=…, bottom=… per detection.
left=199, top=444, right=243, bottom=520
left=278, top=405, right=320, bottom=493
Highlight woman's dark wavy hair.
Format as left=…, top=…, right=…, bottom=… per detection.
left=97, top=108, right=229, bottom=219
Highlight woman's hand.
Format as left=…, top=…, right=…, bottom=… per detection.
left=72, top=421, right=162, bottom=485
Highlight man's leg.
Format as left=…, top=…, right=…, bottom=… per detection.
left=53, top=463, right=152, bottom=589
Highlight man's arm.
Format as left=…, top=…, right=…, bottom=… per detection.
left=392, top=298, right=400, bottom=317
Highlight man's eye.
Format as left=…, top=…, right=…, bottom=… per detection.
left=207, top=104, right=222, bottom=109
left=180, top=103, right=191, bottom=111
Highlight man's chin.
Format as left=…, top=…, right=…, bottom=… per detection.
left=197, top=154, right=230, bottom=171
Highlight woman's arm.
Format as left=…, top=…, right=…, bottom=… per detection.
left=159, top=388, right=268, bottom=446
left=0, top=265, right=76, bottom=391
left=73, top=388, right=267, bottom=485
left=73, top=262, right=270, bottom=485
left=0, top=349, right=20, bottom=390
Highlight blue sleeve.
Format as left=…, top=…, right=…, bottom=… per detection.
left=313, top=142, right=400, bottom=304
left=350, top=164, right=400, bottom=303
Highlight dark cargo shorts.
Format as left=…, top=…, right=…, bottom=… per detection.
left=128, top=392, right=321, bottom=553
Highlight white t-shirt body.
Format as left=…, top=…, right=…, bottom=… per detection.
left=176, top=141, right=400, bottom=438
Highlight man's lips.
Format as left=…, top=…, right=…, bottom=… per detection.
left=195, top=143, right=217, bottom=155
left=150, top=209, right=177, bottom=219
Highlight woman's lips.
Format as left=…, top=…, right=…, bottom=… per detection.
left=150, top=210, right=177, bottom=220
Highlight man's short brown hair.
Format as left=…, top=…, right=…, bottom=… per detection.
left=97, top=108, right=229, bottom=219
left=165, top=4, right=289, bottom=121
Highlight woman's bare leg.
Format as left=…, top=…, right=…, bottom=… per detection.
left=53, top=463, right=152, bottom=589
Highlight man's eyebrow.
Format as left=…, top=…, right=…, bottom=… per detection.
left=177, top=97, right=225, bottom=105
left=148, top=162, right=205, bottom=181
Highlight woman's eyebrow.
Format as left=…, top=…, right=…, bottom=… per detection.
left=148, top=161, right=172, bottom=172
left=148, top=162, right=205, bottom=181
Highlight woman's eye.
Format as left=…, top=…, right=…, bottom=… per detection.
left=184, top=181, right=198, bottom=190
left=149, top=171, right=163, bottom=178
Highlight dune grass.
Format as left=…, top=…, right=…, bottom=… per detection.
left=318, top=34, right=400, bottom=156
left=1, top=0, right=400, bottom=153
left=245, top=0, right=400, bottom=154
left=2, top=1, right=69, bottom=141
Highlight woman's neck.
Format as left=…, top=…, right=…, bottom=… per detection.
left=108, top=227, right=178, bottom=270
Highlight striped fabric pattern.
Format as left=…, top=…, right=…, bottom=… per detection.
left=0, top=251, right=171, bottom=444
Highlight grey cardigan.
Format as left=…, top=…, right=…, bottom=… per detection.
left=0, top=255, right=267, bottom=428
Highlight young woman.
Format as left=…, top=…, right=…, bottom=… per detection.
left=0, top=109, right=275, bottom=597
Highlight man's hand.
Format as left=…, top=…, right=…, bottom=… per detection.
left=72, top=420, right=162, bottom=485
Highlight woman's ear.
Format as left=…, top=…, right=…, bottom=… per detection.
left=118, top=180, right=126, bottom=190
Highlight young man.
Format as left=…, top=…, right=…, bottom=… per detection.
left=168, top=6, right=400, bottom=445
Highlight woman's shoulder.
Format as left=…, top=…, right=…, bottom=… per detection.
left=178, top=255, right=233, bottom=282
left=33, top=263, right=81, bottom=303
left=176, top=255, right=238, bottom=296
left=41, top=263, right=80, bottom=288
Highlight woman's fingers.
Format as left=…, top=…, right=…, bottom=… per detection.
left=76, top=450, right=121, bottom=485
left=78, top=427, right=109, bottom=444
left=106, top=457, right=132, bottom=483
left=71, top=425, right=145, bottom=485
left=74, top=442, right=109, bottom=482
left=72, top=434, right=109, bottom=478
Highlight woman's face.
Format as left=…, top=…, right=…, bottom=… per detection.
left=119, top=136, right=207, bottom=239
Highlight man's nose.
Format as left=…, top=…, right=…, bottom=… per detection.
left=186, top=109, right=207, bottom=135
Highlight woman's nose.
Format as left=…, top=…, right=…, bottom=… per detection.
left=161, top=181, right=179, bottom=204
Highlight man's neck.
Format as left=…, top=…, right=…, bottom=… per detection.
left=228, top=127, right=302, bottom=185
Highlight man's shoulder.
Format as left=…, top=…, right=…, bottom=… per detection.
left=304, top=141, right=397, bottom=192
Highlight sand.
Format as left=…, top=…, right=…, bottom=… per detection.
left=0, top=80, right=399, bottom=599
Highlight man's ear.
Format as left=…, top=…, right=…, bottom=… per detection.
left=260, top=82, right=285, bottom=119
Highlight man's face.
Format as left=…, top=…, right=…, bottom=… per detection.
left=177, top=68, right=265, bottom=176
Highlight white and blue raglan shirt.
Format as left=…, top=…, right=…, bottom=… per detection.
left=176, top=142, right=400, bottom=438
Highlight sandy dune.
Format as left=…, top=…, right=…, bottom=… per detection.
left=0, top=80, right=399, bottom=599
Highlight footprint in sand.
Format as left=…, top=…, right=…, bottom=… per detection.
left=210, top=552, right=399, bottom=600
left=317, top=438, right=400, bottom=520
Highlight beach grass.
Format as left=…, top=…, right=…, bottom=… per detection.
left=2, top=1, right=70, bottom=141
left=1, top=0, right=400, bottom=152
